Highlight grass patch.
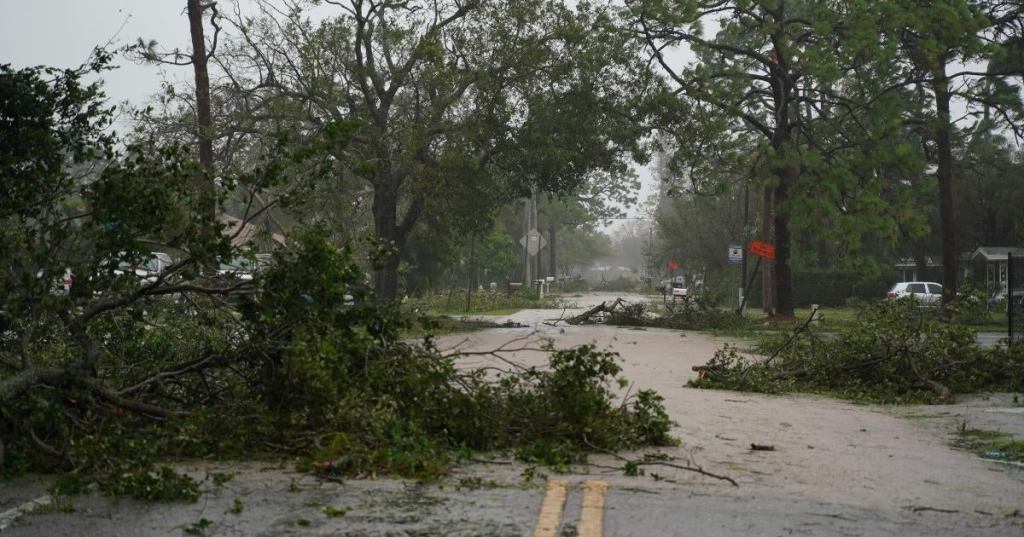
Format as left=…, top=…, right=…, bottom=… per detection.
left=408, top=290, right=565, bottom=316
left=952, top=428, right=1024, bottom=463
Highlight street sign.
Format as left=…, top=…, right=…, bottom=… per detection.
left=519, top=229, right=547, bottom=256
left=667, top=260, right=679, bottom=271
left=748, top=240, right=776, bottom=261
left=728, top=245, right=743, bottom=264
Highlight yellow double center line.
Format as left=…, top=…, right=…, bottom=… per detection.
left=532, top=480, right=608, bottom=537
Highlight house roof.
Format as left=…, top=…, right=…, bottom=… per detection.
left=219, top=214, right=287, bottom=248
left=970, top=247, right=1024, bottom=261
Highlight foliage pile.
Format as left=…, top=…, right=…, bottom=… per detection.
left=2, top=233, right=674, bottom=497
left=691, top=299, right=1024, bottom=402
left=603, top=301, right=752, bottom=332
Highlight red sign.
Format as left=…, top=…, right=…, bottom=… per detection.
left=748, top=240, right=776, bottom=261
left=667, top=260, right=679, bottom=271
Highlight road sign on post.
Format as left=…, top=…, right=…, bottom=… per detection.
left=748, top=240, right=776, bottom=261
left=519, top=229, right=547, bottom=257
left=727, top=245, right=743, bottom=264
left=667, top=260, right=679, bottom=271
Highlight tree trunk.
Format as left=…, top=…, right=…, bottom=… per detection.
left=932, top=69, right=958, bottom=303
left=761, top=185, right=774, bottom=314
left=465, top=234, right=475, bottom=311
left=187, top=0, right=214, bottom=173
left=373, top=185, right=401, bottom=300
left=773, top=180, right=794, bottom=316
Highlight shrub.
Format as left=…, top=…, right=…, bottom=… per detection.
left=408, top=288, right=562, bottom=315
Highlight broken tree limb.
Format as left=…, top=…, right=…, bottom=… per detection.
left=567, top=298, right=625, bottom=325
left=0, top=367, right=183, bottom=419
left=907, top=357, right=951, bottom=399
left=764, top=305, right=819, bottom=366
left=582, top=435, right=738, bottom=487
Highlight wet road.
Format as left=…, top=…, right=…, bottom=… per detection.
left=3, top=293, right=1023, bottom=536
left=5, top=465, right=1022, bottom=536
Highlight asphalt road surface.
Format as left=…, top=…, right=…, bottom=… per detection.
left=3, top=293, right=1022, bottom=536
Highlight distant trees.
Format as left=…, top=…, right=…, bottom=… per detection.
left=125, top=0, right=1022, bottom=304
left=877, top=0, right=1024, bottom=302
left=628, top=0, right=926, bottom=315
left=630, top=0, right=1023, bottom=311
left=954, top=131, right=1024, bottom=247
left=172, top=0, right=653, bottom=299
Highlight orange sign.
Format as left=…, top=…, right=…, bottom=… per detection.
left=748, top=240, right=776, bottom=261
left=667, top=260, right=679, bottom=270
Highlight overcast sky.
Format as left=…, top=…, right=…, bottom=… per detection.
left=1, top=0, right=658, bottom=230
left=0, top=1, right=196, bottom=108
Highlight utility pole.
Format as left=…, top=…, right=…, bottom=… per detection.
left=646, top=226, right=654, bottom=283
left=549, top=224, right=556, bottom=280
left=536, top=191, right=544, bottom=284
left=465, top=234, right=475, bottom=311
left=523, top=198, right=531, bottom=284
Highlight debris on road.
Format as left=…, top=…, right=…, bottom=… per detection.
left=567, top=298, right=626, bottom=325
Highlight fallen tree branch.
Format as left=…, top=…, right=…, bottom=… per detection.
left=567, top=298, right=625, bottom=325
left=117, top=352, right=225, bottom=396
left=764, top=306, right=819, bottom=366
left=0, top=367, right=183, bottom=419
left=581, top=435, right=738, bottom=487
left=29, top=428, right=64, bottom=458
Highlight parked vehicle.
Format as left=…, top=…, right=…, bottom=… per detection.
left=658, top=276, right=686, bottom=296
left=886, top=281, right=942, bottom=304
left=216, top=254, right=271, bottom=282
left=111, top=252, right=174, bottom=284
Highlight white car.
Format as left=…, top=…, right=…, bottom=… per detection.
left=887, top=281, right=942, bottom=305
left=658, top=276, right=686, bottom=296
left=217, top=254, right=271, bottom=282
left=113, top=252, right=174, bottom=284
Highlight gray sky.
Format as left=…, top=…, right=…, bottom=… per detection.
left=0, top=0, right=658, bottom=229
left=0, top=0, right=195, bottom=109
